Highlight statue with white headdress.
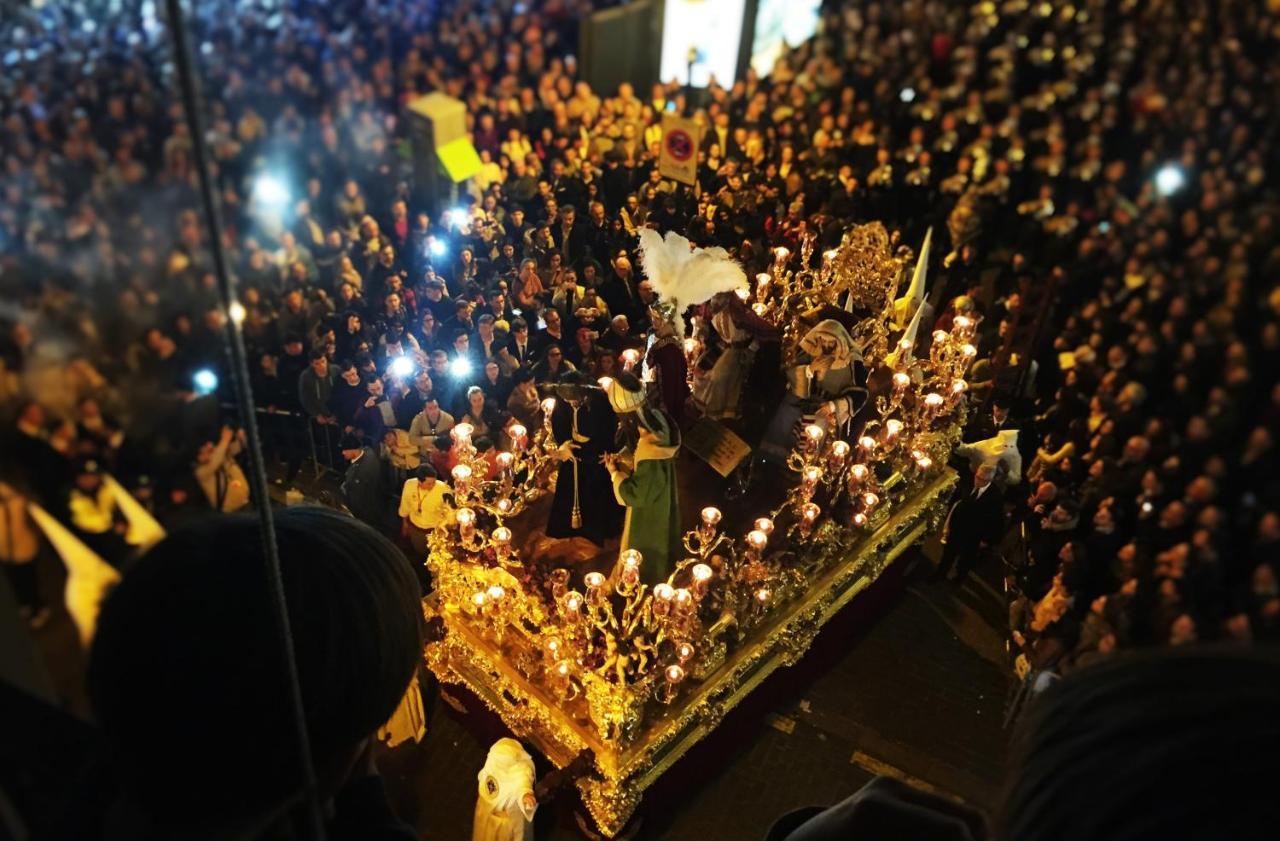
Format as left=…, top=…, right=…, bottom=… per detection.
left=473, top=738, right=538, bottom=841
left=759, top=318, right=869, bottom=464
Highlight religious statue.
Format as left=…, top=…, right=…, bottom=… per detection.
left=633, top=228, right=756, bottom=421
left=692, top=291, right=777, bottom=420
left=759, top=319, right=868, bottom=464
left=473, top=738, right=537, bottom=841
left=643, top=297, right=690, bottom=426
left=545, top=372, right=623, bottom=545
left=604, top=406, right=681, bottom=583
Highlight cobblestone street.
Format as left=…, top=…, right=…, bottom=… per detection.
left=381, top=543, right=1012, bottom=840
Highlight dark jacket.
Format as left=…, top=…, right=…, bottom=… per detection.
left=944, top=482, right=1006, bottom=549
left=341, top=447, right=393, bottom=533
left=298, top=368, right=336, bottom=418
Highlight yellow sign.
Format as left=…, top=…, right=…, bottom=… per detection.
left=658, top=113, right=700, bottom=186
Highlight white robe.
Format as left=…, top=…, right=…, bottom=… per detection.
left=473, top=738, right=537, bottom=841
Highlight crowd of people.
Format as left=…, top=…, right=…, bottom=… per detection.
left=2, top=0, right=1279, bottom=688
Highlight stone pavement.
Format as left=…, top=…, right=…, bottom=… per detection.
left=380, top=544, right=1012, bottom=840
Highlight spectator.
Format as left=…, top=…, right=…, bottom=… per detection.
left=86, top=507, right=421, bottom=840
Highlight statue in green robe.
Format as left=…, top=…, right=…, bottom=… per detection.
left=604, top=406, right=681, bottom=584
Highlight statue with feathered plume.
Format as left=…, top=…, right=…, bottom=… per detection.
left=635, top=228, right=776, bottom=421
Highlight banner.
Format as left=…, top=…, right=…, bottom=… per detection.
left=658, top=113, right=700, bottom=186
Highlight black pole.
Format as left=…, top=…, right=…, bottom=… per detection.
left=161, top=2, right=326, bottom=838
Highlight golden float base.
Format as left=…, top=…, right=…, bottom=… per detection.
left=423, top=468, right=958, bottom=836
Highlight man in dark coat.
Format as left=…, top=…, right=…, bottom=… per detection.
left=933, top=464, right=1006, bottom=583
left=339, top=434, right=394, bottom=535
left=545, top=374, right=623, bottom=545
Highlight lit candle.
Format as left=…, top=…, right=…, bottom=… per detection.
left=487, top=584, right=505, bottom=601
left=754, top=517, right=774, bottom=536
left=563, top=590, right=584, bottom=613
left=541, top=398, right=557, bottom=428
left=652, top=583, right=675, bottom=617
left=451, top=422, right=474, bottom=446
left=851, top=463, right=869, bottom=482
left=773, top=246, right=790, bottom=263
left=701, top=506, right=722, bottom=541
left=620, top=549, right=642, bottom=586
left=858, top=435, right=877, bottom=454
left=893, top=371, right=911, bottom=391
left=961, top=343, right=977, bottom=359
left=924, top=392, right=945, bottom=410
left=545, top=637, right=563, bottom=661
left=752, top=302, right=769, bottom=317
left=451, top=463, right=473, bottom=496
left=471, top=591, right=487, bottom=615
left=897, top=337, right=913, bottom=353
left=597, top=376, right=613, bottom=391
left=552, top=659, right=572, bottom=696
left=885, top=419, right=904, bottom=438
left=496, top=451, right=514, bottom=470
left=677, top=642, right=695, bottom=663
left=756, top=272, right=771, bottom=289
left=747, top=529, right=769, bottom=558
left=804, top=423, right=825, bottom=446
left=953, top=315, right=973, bottom=333
left=853, top=512, right=868, bottom=526
left=456, top=506, right=475, bottom=540
left=584, top=571, right=607, bottom=604
left=823, top=249, right=839, bottom=263
left=803, top=465, right=823, bottom=487
left=755, top=587, right=772, bottom=605
left=802, top=502, right=820, bottom=522
left=496, top=498, right=512, bottom=513
left=863, top=492, right=879, bottom=508
left=674, top=588, right=694, bottom=616
left=683, top=338, right=697, bottom=356
left=691, top=563, right=713, bottom=597
left=916, top=455, right=933, bottom=470
left=622, top=348, right=640, bottom=370
left=830, top=440, right=850, bottom=467
left=932, top=329, right=948, bottom=344
left=666, top=663, right=686, bottom=685
left=491, top=526, right=512, bottom=549
left=508, top=423, right=527, bottom=451
left=734, top=287, right=750, bottom=301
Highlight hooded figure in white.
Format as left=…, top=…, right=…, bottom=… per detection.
left=956, top=429, right=1023, bottom=485
left=473, top=738, right=538, bottom=841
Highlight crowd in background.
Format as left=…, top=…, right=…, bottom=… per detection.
left=1, top=0, right=1278, bottom=681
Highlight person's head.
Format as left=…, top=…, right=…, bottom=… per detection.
left=545, top=309, right=562, bottom=332
left=339, top=360, right=360, bottom=386
left=1001, top=648, right=1280, bottom=841
left=415, top=464, right=438, bottom=490
left=545, top=344, right=564, bottom=366
left=309, top=348, right=328, bottom=375
left=485, top=359, right=501, bottom=382
left=467, top=385, right=485, bottom=415
left=88, top=508, right=422, bottom=827
left=974, top=463, right=997, bottom=487
left=422, top=397, right=441, bottom=420
left=365, top=376, right=383, bottom=398
left=430, top=350, right=449, bottom=374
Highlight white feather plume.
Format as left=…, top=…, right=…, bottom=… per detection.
left=638, top=229, right=747, bottom=336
